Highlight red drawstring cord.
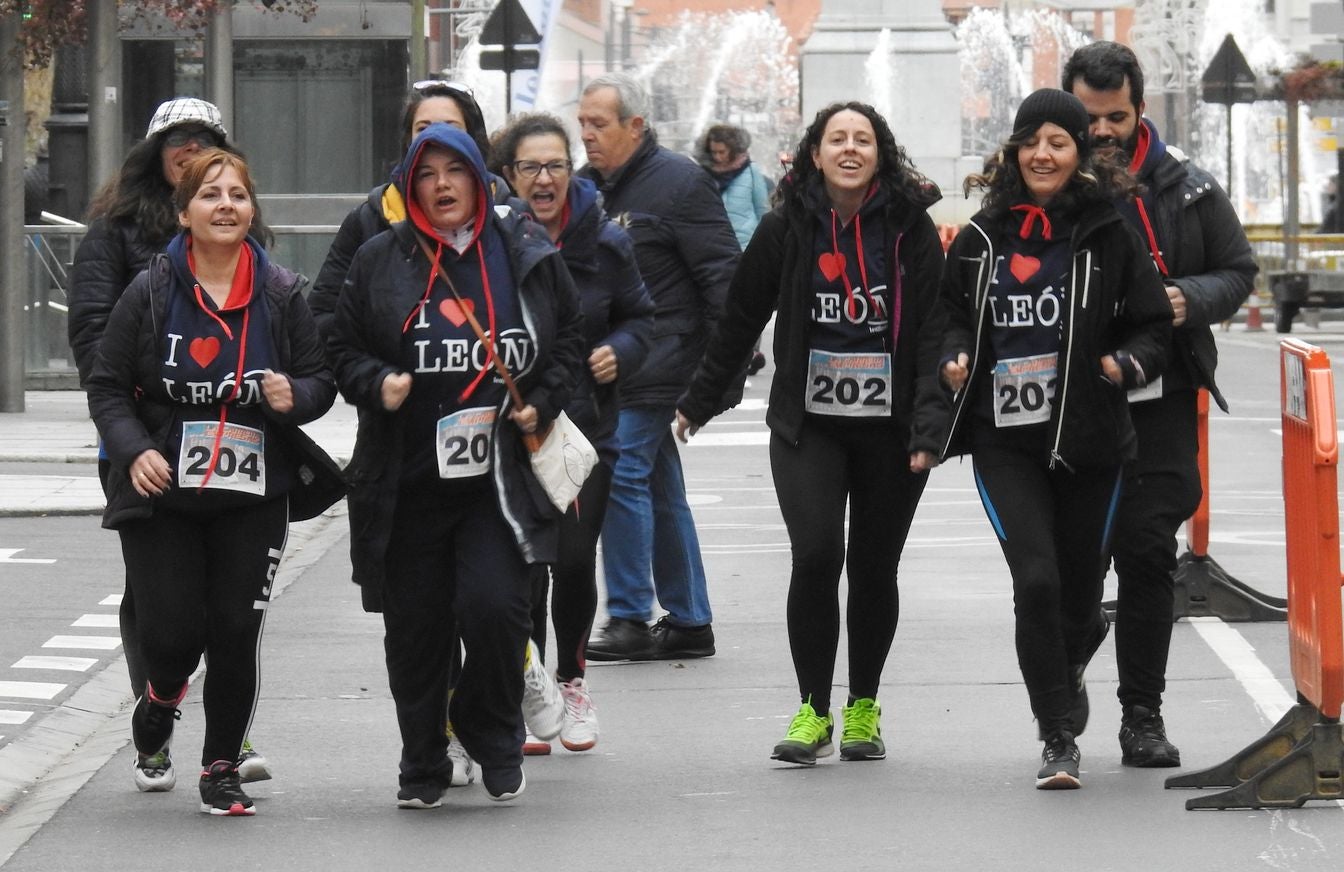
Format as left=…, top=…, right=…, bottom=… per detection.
left=829, top=209, right=877, bottom=319
left=402, top=237, right=498, bottom=402
left=1134, top=198, right=1171, bottom=277
left=1010, top=203, right=1053, bottom=240
left=191, top=283, right=249, bottom=492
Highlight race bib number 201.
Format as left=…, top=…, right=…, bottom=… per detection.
left=805, top=350, right=892, bottom=417
left=993, top=352, right=1057, bottom=428
left=178, top=421, right=266, bottom=495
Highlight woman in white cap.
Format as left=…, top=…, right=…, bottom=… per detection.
left=69, top=97, right=275, bottom=786
left=935, top=88, right=1171, bottom=789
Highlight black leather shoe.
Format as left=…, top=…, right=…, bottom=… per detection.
left=585, top=618, right=653, bottom=661
left=647, top=617, right=715, bottom=659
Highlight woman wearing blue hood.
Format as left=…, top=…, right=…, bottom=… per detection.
left=493, top=113, right=655, bottom=755
left=327, top=123, right=586, bottom=808
left=86, top=149, right=337, bottom=815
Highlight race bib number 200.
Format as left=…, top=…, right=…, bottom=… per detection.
left=178, top=421, right=266, bottom=495
left=993, top=352, right=1058, bottom=428
left=805, top=350, right=892, bottom=417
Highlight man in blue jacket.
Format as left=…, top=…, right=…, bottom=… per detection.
left=577, top=72, right=741, bottom=661
left=1064, top=42, right=1257, bottom=768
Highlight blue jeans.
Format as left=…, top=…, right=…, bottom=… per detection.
left=600, top=405, right=712, bottom=627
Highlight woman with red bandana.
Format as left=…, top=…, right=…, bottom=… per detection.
left=676, top=103, right=948, bottom=768
left=934, top=89, right=1171, bottom=790
left=86, top=149, right=336, bottom=815
left=327, top=123, right=585, bottom=808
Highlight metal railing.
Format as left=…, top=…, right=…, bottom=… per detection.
left=21, top=221, right=340, bottom=390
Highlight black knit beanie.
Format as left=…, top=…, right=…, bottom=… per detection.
left=1012, top=88, right=1090, bottom=158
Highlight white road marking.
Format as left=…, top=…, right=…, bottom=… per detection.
left=1189, top=617, right=1294, bottom=724
left=0, top=711, right=32, bottom=725
left=0, top=549, right=56, bottom=565
left=98, top=595, right=122, bottom=607
left=42, top=636, right=121, bottom=650
left=0, top=681, right=65, bottom=700
left=70, top=614, right=119, bottom=628
left=12, top=656, right=98, bottom=673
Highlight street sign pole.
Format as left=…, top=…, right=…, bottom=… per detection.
left=1, top=10, right=25, bottom=410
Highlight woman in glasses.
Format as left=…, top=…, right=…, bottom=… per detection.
left=326, top=122, right=585, bottom=807
left=68, top=98, right=275, bottom=786
left=491, top=113, right=654, bottom=755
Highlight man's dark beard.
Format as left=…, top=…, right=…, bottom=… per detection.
left=1091, top=127, right=1142, bottom=165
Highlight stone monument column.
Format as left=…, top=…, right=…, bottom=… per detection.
left=800, top=0, right=965, bottom=222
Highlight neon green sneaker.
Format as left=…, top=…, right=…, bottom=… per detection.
left=771, top=701, right=834, bottom=765
left=840, top=697, right=886, bottom=760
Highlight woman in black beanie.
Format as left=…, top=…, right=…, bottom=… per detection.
left=933, top=88, right=1172, bottom=789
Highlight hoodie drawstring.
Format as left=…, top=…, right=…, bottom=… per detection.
left=1010, top=204, right=1053, bottom=240
left=190, top=281, right=250, bottom=493
left=829, top=209, right=876, bottom=319
left=403, top=236, right=499, bottom=403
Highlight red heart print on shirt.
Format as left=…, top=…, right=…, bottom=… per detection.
left=818, top=252, right=847, bottom=282
left=189, top=336, right=220, bottom=368
left=1009, top=253, right=1041, bottom=284
left=440, top=298, right=475, bottom=328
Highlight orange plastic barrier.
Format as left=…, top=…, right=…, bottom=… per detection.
left=1278, top=339, right=1343, bottom=720
left=1187, top=389, right=1212, bottom=557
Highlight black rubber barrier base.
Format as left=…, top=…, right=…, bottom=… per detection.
left=1167, top=702, right=1344, bottom=809
left=1102, top=551, right=1287, bottom=622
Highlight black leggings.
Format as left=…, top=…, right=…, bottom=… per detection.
left=770, top=418, right=928, bottom=714
left=100, top=459, right=145, bottom=699
left=117, top=497, right=287, bottom=766
left=972, top=439, right=1121, bottom=731
left=530, top=460, right=614, bottom=681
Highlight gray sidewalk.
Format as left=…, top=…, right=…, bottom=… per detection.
left=0, top=391, right=357, bottom=516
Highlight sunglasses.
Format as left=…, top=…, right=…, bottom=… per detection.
left=412, top=79, right=475, bottom=98
left=512, top=160, right=572, bottom=180
left=163, top=128, right=220, bottom=149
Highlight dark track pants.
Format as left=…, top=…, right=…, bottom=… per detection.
left=973, top=441, right=1121, bottom=731
left=1113, top=390, right=1202, bottom=712
left=382, top=483, right=531, bottom=788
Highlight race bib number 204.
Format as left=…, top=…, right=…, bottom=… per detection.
left=178, top=421, right=266, bottom=494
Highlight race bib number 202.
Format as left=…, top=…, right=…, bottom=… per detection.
left=993, top=352, right=1057, bottom=428
left=805, top=350, right=892, bottom=417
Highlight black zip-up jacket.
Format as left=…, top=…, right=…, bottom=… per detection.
left=937, top=202, right=1172, bottom=469
left=553, top=176, right=655, bottom=457
left=1133, top=125, right=1257, bottom=412
left=678, top=178, right=949, bottom=453
left=579, top=130, right=741, bottom=408
left=69, top=217, right=165, bottom=386
left=85, top=253, right=336, bottom=528
left=327, top=211, right=585, bottom=606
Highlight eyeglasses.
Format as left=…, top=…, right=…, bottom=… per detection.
left=512, top=160, right=572, bottom=179
left=163, top=128, right=219, bottom=149
left=413, top=79, right=474, bottom=98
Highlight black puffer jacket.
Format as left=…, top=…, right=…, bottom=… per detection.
left=937, top=203, right=1172, bottom=469
left=1134, top=122, right=1257, bottom=412
left=579, top=131, right=741, bottom=408
left=678, top=178, right=949, bottom=453
left=327, top=212, right=585, bottom=607
left=68, top=217, right=165, bottom=386
left=552, top=176, right=655, bottom=457
left=85, top=250, right=336, bottom=529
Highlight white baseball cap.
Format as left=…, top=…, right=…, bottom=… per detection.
left=146, top=97, right=228, bottom=140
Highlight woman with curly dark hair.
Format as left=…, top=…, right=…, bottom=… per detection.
left=676, top=101, right=949, bottom=766
left=935, top=89, right=1171, bottom=790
